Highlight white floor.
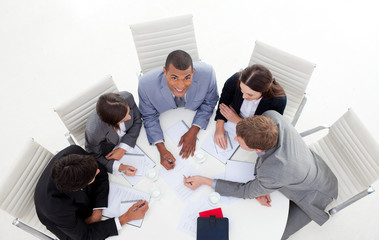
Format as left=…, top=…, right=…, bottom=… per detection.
left=1, top=0, right=379, bottom=239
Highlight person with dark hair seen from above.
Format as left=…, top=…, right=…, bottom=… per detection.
left=214, top=64, right=287, bottom=149
left=138, top=50, right=219, bottom=170
left=34, top=145, right=148, bottom=240
left=85, top=91, right=142, bottom=175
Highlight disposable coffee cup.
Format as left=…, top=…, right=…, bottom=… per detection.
left=145, top=168, right=158, bottom=181
left=208, top=192, right=221, bottom=206
left=194, top=151, right=206, bottom=164
left=150, top=186, right=161, bottom=200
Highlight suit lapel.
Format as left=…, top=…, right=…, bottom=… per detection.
left=185, top=67, right=199, bottom=109
left=160, top=74, right=177, bottom=108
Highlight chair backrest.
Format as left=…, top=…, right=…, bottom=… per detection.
left=249, top=40, right=316, bottom=125
left=55, top=75, right=119, bottom=147
left=308, top=109, right=379, bottom=209
left=130, top=14, right=200, bottom=74
left=0, top=140, right=55, bottom=238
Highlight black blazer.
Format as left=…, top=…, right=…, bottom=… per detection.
left=34, top=145, right=118, bottom=240
left=215, top=73, right=287, bottom=121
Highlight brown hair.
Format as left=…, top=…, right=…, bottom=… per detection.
left=239, top=64, right=286, bottom=98
left=165, top=50, right=193, bottom=71
left=96, top=93, right=129, bottom=130
left=236, top=115, right=278, bottom=151
left=51, top=154, right=98, bottom=192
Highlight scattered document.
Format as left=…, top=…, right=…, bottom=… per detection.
left=201, top=121, right=239, bottom=164
left=103, top=182, right=150, bottom=228
left=215, top=132, right=233, bottom=153
left=225, top=159, right=255, bottom=183
left=176, top=196, right=215, bottom=238
left=159, top=156, right=199, bottom=203
left=120, top=145, right=156, bottom=186
left=166, top=120, right=190, bottom=146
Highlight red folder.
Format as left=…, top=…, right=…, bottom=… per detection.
left=199, top=208, right=223, bottom=218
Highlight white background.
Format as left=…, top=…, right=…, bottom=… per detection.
left=0, top=0, right=378, bottom=239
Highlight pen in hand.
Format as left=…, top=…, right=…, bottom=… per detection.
left=183, top=174, right=192, bottom=185
left=162, top=156, right=173, bottom=164
left=133, top=202, right=146, bottom=212
left=121, top=199, right=142, bottom=204
left=121, top=168, right=135, bottom=173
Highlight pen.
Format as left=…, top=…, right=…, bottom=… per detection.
left=133, top=202, right=146, bottom=212
left=162, top=156, right=173, bottom=164
left=121, top=199, right=142, bottom=204
left=183, top=174, right=192, bottom=185
left=225, top=132, right=231, bottom=148
left=121, top=169, right=135, bottom=173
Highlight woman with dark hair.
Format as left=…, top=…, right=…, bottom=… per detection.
left=214, top=64, right=287, bottom=149
left=85, top=91, right=142, bottom=175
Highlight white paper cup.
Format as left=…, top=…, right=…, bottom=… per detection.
left=194, top=150, right=206, bottom=164
left=208, top=192, right=221, bottom=206
left=145, top=168, right=158, bottom=181
left=150, top=186, right=161, bottom=199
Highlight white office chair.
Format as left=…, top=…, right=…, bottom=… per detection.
left=301, top=109, right=379, bottom=215
left=130, top=14, right=200, bottom=75
left=0, top=140, right=57, bottom=240
left=249, top=40, right=316, bottom=125
left=55, top=75, right=119, bottom=147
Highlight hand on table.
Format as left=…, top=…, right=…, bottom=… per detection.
left=119, top=164, right=137, bottom=176
left=219, top=103, right=242, bottom=124
left=156, top=142, right=176, bottom=170
left=255, top=194, right=272, bottom=207
left=119, top=200, right=149, bottom=225
left=105, top=148, right=126, bottom=160
left=179, top=125, right=200, bottom=159
left=183, top=175, right=213, bottom=190
left=214, top=121, right=227, bottom=149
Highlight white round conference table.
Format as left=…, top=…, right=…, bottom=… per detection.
left=109, top=108, right=289, bottom=240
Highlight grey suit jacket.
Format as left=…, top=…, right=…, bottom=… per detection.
left=138, top=62, right=219, bottom=144
left=85, top=91, right=142, bottom=172
left=215, top=110, right=338, bottom=226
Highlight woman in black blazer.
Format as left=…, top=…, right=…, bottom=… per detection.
left=214, top=64, right=287, bottom=149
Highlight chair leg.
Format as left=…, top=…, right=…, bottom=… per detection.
left=328, top=186, right=375, bottom=215
left=13, top=218, right=57, bottom=240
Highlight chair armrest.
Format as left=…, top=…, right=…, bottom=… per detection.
left=65, top=132, right=76, bottom=145
left=291, top=94, right=308, bottom=126
left=328, top=186, right=375, bottom=215
left=13, top=218, right=57, bottom=240
left=300, top=125, right=329, bottom=137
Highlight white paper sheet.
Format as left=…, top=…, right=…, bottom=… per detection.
left=102, top=182, right=150, bottom=227
left=159, top=156, right=199, bottom=203
left=120, top=145, right=156, bottom=186
left=201, top=121, right=239, bottom=164
left=225, top=159, right=255, bottom=183
left=176, top=196, right=215, bottom=237
left=165, top=120, right=189, bottom=146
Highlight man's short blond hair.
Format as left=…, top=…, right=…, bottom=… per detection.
left=236, top=115, right=278, bottom=151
